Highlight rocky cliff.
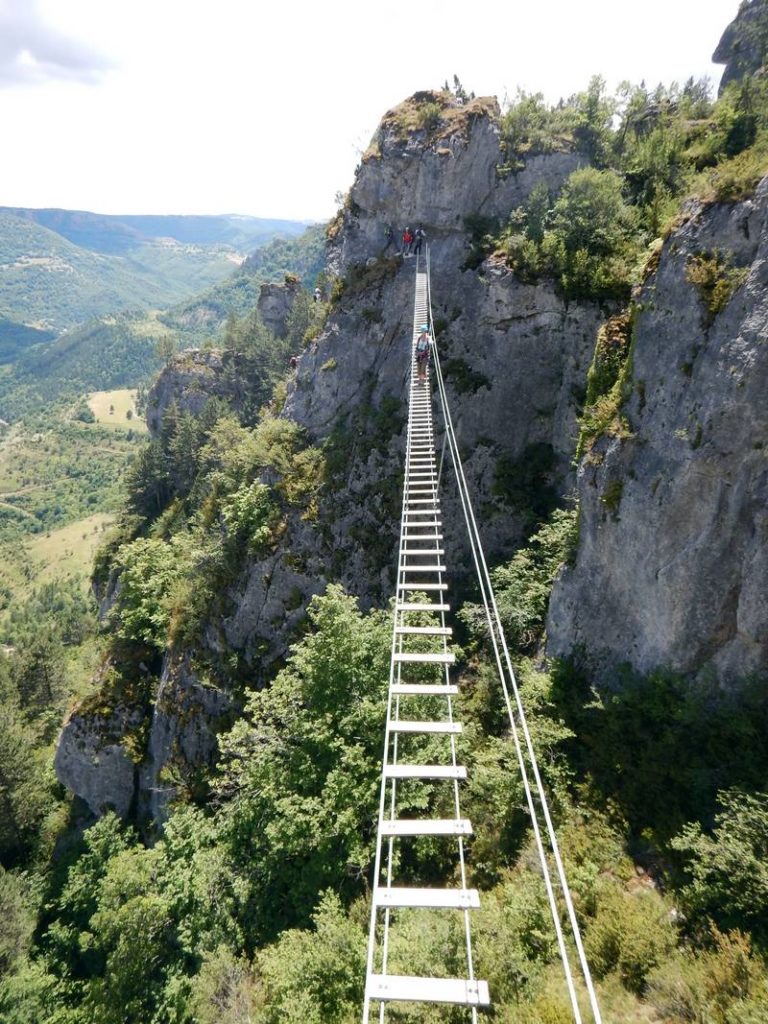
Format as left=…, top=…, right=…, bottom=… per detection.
left=55, top=87, right=768, bottom=823
left=713, top=0, right=768, bottom=95
left=547, top=179, right=768, bottom=684
left=56, top=92, right=601, bottom=820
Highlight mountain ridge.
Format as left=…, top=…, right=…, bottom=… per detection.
left=0, top=206, right=310, bottom=255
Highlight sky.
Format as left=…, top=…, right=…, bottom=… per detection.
left=0, top=0, right=741, bottom=222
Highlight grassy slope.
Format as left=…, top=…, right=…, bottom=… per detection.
left=0, top=212, right=245, bottom=333
left=26, top=512, right=114, bottom=587
left=87, top=389, right=148, bottom=432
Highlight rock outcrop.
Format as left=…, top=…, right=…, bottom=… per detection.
left=286, top=93, right=596, bottom=597
left=54, top=702, right=143, bottom=818
left=256, top=278, right=299, bottom=338
left=547, top=179, right=768, bottom=684
left=713, top=0, right=768, bottom=95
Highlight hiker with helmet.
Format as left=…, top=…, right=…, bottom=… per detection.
left=402, top=226, right=414, bottom=256
left=415, top=324, right=431, bottom=382
left=412, top=226, right=426, bottom=256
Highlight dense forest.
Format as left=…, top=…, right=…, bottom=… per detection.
left=1, top=6, right=768, bottom=1022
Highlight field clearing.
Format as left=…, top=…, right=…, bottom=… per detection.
left=26, top=512, right=113, bottom=585
left=0, top=420, right=138, bottom=546
left=87, top=388, right=147, bottom=431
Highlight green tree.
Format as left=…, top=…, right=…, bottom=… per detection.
left=573, top=75, right=616, bottom=164
left=285, top=290, right=314, bottom=350
left=156, top=336, right=178, bottom=367
left=0, top=704, right=50, bottom=864
left=0, top=867, right=35, bottom=974
left=254, top=892, right=365, bottom=1024
left=672, top=790, right=768, bottom=943
left=217, top=585, right=394, bottom=943
left=109, top=538, right=184, bottom=649
left=12, top=634, right=67, bottom=721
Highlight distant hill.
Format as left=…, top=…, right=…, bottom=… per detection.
left=162, top=223, right=327, bottom=338
left=0, top=223, right=327, bottom=421
left=0, top=207, right=309, bottom=255
left=0, top=209, right=311, bottom=335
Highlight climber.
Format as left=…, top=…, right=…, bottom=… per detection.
left=384, top=224, right=397, bottom=253
left=415, top=324, right=431, bottom=382
left=289, top=354, right=299, bottom=369
left=412, top=226, right=426, bottom=256
left=313, top=287, right=322, bottom=303
left=402, top=227, right=414, bottom=256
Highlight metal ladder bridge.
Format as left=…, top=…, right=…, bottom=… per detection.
left=362, top=264, right=490, bottom=1020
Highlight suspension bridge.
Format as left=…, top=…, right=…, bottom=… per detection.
left=361, top=249, right=604, bottom=1022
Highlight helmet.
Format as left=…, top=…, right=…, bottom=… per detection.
left=421, top=324, right=429, bottom=331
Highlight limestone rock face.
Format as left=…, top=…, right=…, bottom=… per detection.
left=54, top=704, right=143, bottom=818
left=146, top=349, right=262, bottom=435
left=284, top=258, right=602, bottom=598
left=547, top=179, right=768, bottom=684
left=331, top=94, right=583, bottom=278
left=146, top=350, right=227, bottom=434
left=139, top=656, right=233, bottom=823
left=713, top=0, right=768, bottom=95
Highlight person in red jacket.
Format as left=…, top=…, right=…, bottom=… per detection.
left=402, top=227, right=414, bottom=256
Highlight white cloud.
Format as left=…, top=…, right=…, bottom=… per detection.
left=0, top=0, right=111, bottom=86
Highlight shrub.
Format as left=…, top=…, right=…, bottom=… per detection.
left=686, top=249, right=749, bottom=324
left=219, top=482, right=276, bottom=555
left=461, top=507, right=578, bottom=652
left=585, top=887, right=677, bottom=993
left=500, top=90, right=578, bottom=158
left=110, top=537, right=184, bottom=649
left=577, top=324, right=635, bottom=458
left=671, top=790, right=768, bottom=943
left=584, top=309, right=635, bottom=406
left=647, top=927, right=768, bottom=1024
left=416, top=101, right=442, bottom=133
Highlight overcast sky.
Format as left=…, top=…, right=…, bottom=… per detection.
left=0, top=0, right=739, bottom=222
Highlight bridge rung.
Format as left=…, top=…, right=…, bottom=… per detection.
left=397, top=647, right=450, bottom=663
left=384, top=764, right=467, bottom=779
left=391, top=683, right=457, bottom=695
left=397, top=602, right=450, bottom=612
left=401, top=548, right=445, bottom=555
left=395, top=625, right=451, bottom=635
left=402, top=564, right=446, bottom=572
left=380, top=818, right=473, bottom=836
left=393, top=650, right=454, bottom=664
left=390, top=720, right=462, bottom=734
left=398, top=582, right=447, bottom=591
left=367, top=975, right=490, bottom=1006
left=374, top=887, right=480, bottom=909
